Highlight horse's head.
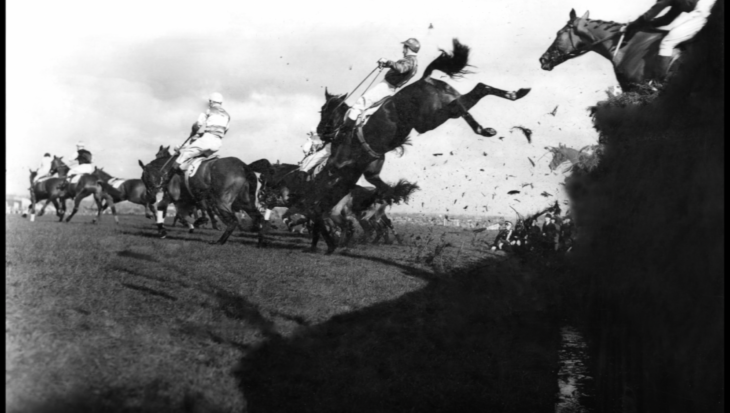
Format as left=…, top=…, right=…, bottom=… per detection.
left=138, top=158, right=168, bottom=200
left=49, top=156, right=68, bottom=176
left=93, top=166, right=112, bottom=182
left=547, top=146, right=567, bottom=171
left=317, top=88, right=348, bottom=138
left=540, top=9, right=595, bottom=71
left=155, top=145, right=171, bottom=159
left=29, top=168, right=37, bottom=182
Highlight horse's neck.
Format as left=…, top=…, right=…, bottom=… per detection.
left=57, top=165, right=69, bottom=177
left=585, top=19, right=625, bottom=63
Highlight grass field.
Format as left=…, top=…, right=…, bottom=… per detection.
left=6, top=213, right=566, bottom=413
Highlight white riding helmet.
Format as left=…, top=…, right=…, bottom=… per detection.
left=76, top=141, right=85, bottom=149
left=209, top=92, right=223, bottom=104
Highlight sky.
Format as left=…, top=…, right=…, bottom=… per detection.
left=6, top=0, right=649, bottom=217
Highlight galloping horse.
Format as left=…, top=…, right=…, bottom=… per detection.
left=298, top=38, right=530, bottom=253
left=93, top=167, right=156, bottom=223
left=540, top=9, right=682, bottom=90
left=27, top=169, right=66, bottom=221
left=49, top=156, right=105, bottom=223
left=139, top=154, right=263, bottom=244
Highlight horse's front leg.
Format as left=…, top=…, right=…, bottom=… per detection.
left=65, top=192, right=86, bottom=223
left=90, top=188, right=105, bottom=224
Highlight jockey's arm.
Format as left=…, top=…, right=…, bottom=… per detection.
left=383, top=58, right=414, bottom=73
left=642, top=0, right=675, bottom=22
left=650, top=6, right=683, bottom=27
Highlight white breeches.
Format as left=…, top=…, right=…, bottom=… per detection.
left=177, top=133, right=222, bottom=169
left=347, top=80, right=397, bottom=121
left=68, top=164, right=95, bottom=176
left=299, top=143, right=331, bottom=173
left=658, top=0, right=717, bottom=56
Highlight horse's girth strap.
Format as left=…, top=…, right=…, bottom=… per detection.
left=356, top=127, right=384, bottom=159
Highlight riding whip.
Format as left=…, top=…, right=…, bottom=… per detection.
left=613, top=32, right=626, bottom=59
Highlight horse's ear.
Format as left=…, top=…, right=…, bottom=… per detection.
left=324, top=87, right=332, bottom=100
left=569, top=9, right=577, bottom=20
left=581, top=10, right=589, bottom=20
left=159, top=145, right=163, bottom=151
left=138, top=160, right=145, bottom=169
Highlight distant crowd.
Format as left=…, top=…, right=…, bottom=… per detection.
left=489, top=212, right=574, bottom=255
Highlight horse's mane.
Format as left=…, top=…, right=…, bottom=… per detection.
left=421, top=38, right=472, bottom=80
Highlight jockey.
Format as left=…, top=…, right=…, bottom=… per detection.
left=66, top=141, right=95, bottom=179
left=299, top=127, right=330, bottom=176
left=336, top=38, right=420, bottom=139
left=624, top=0, right=717, bottom=81
left=34, top=153, right=53, bottom=183
left=165, top=92, right=230, bottom=177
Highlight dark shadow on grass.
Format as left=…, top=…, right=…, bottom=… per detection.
left=117, top=250, right=158, bottom=262
left=120, top=282, right=177, bottom=301
left=236, top=256, right=562, bottom=413
left=13, top=383, right=229, bottom=413
left=337, top=251, right=438, bottom=282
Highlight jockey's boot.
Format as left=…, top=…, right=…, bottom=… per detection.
left=654, top=55, right=675, bottom=89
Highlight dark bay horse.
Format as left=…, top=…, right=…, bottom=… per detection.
left=49, top=156, right=105, bottom=223
left=299, top=38, right=530, bottom=253
left=27, top=169, right=66, bottom=221
left=93, top=167, right=156, bottom=223
left=139, top=154, right=263, bottom=244
left=540, top=9, right=681, bottom=90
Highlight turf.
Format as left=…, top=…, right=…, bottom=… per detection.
left=6, top=213, right=563, bottom=413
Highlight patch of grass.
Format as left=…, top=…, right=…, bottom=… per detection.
left=7, top=214, right=560, bottom=412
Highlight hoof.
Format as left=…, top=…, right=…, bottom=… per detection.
left=188, top=228, right=195, bottom=234
left=480, top=127, right=497, bottom=137
left=159, top=229, right=167, bottom=239
left=514, top=88, right=531, bottom=100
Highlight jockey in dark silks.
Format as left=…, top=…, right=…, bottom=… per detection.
left=624, top=0, right=717, bottom=82
left=330, top=38, right=421, bottom=140
left=66, top=141, right=95, bottom=179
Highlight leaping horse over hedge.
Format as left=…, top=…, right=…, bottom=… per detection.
left=292, top=38, right=530, bottom=253
left=540, top=9, right=684, bottom=90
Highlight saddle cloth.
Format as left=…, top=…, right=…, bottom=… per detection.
left=108, top=178, right=126, bottom=189
left=186, top=153, right=220, bottom=178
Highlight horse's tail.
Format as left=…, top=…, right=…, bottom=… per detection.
left=421, top=38, right=471, bottom=81
left=378, top=179, right=420, bottom=205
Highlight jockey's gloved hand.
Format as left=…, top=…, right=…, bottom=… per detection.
left=377, top=58, right=388, bottom=68
left=173, top=145, right=181, bottom=153
left=624, top=16, right=646, bottom=37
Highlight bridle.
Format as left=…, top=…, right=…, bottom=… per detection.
left=553, top=21, right=625, bottom=61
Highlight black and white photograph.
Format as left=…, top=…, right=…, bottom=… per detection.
left=5, top=0, right=724, bottom=411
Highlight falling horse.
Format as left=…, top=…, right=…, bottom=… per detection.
left=248, top=159, right=398, bottom=246
left=139, top=153, right=263, bottom=244
left=93, top=167, right=157, bottom=223
left=27, top=169, right=67, bottom=222
left=293, top=38, right=530, bottom=253
left=540, top=9, right=685, bottom=90
left=49, top=156, right=106, bottom=223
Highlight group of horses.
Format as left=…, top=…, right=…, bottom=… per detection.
left=27, top=9, right=682, bottom=254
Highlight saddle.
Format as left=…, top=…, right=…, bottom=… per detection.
left=186, top=153, right=220, bottom=179
left=355, top=95, right=393, bottom=129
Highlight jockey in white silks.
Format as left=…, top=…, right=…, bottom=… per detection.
left=333, top=38, right=420, bottom=139
left=166, top=92, right=230, bottom=175
left=34, top=153, right=53, bottom=183
left=624, top=0, right=717, bottom=81
left=299, top=128, right=330, bottom=176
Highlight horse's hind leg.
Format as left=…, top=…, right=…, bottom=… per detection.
left=210, top=199, right=238, bottom=245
